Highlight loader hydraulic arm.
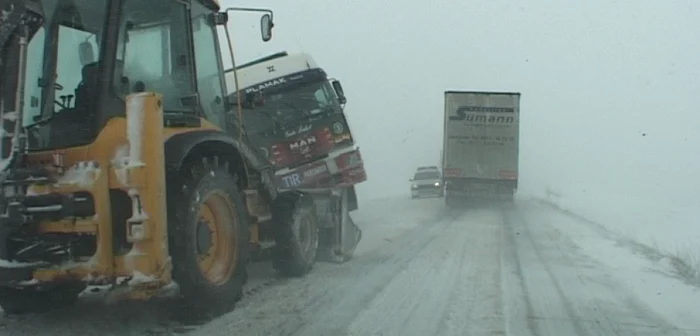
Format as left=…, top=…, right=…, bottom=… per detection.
left=0, top=0, right=44, bottom=179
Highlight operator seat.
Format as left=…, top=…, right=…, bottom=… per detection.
left=47, top=62, right=99, bottom=146
left=73, top=61, right=100, bottom=114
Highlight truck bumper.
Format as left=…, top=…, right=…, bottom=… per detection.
left=275, top=147, right=367, bottom=191
left=444, top=178, right=517, bottom=200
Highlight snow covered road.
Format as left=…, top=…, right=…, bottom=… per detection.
left=2, top=197, right=700, bottom=336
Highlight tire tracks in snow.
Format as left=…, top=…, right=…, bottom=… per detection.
left=347, top=207, right=505, bottom=336
left=190, top=204, right=465, bottom=336
left=504, top=203, right=692, bottom=336
left=504, top=206, right=589, bottom=336
left=431, top=207, right=507, bottom=336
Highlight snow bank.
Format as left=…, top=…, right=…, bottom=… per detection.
left=531, top=184, right=700, bottom=260
left=531, top=203, right=700, bottom=331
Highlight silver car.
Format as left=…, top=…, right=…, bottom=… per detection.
left=410, top=169, right=444, bottom=199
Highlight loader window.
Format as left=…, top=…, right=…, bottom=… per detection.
left=191, top=3, right=227, bottom=127
left=22, top=0, right=110, bottom=151
left=55, top=26, right=99, bottom=111
left=22, top=28, right=46, bottom=126
left=117, top=0, right=195, bottom=112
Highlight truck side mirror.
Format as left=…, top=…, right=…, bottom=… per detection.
left=261, top=14, right=274, bottom=42
left=331, top=80, right=347, bottom=104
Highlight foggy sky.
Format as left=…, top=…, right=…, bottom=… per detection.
left=221, top=0, right=700, bottom=203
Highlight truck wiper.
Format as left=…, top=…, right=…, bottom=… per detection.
left=280, top=101, right=310, bottom=120
left=249, top=109, right=285, bottom=135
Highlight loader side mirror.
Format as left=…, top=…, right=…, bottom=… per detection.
left=78, top=41, right=94, bottom=66
left=261, top=14, right=274, bottom=42
left=331, top=80, right=346, bottom=104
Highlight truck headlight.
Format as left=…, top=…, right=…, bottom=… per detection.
left=434, top=182, right=440, bottom=187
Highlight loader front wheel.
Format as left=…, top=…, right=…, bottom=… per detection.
left=168, top=157, right=249, bottom=315
left=272, top=194, right=319, bottom=277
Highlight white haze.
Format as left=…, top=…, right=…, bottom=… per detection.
left=221, top=0, right=700, bottom=252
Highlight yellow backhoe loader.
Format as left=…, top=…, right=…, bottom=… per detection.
left=0, top=0, right=361, bottom=316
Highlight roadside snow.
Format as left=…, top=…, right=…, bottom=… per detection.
left=527, top=201, right=700, bottom=332
left=535, top=186, right=700, bottom=264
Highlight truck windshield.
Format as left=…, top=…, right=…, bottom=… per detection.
left=253, top=80, right=339, bottom=127
left=414, top=171, right=440, bottom=180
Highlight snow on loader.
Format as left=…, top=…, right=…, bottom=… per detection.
left=0, top=0, right=363, bottom=316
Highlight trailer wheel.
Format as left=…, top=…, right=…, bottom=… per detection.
left=272, top=194, right=319, bottom=277
left=0, top=283, right=84, bottom=315
left=168, top=157, right=249, bottom=314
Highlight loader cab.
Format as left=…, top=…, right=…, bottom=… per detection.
left=21, top=0, right=271, bottom=151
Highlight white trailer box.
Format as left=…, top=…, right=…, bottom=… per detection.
left=442, top=91, right=520, bottom=203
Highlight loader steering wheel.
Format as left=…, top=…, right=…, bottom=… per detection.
left=53, top=82, right=65, bottom=110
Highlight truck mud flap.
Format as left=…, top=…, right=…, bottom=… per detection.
left=338, top=211, right=362, bottom=261
left=318, top=188, right=362, bottom=263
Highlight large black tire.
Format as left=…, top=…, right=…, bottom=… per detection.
left=168, top=156, right=249, bottom=315
left=0, top=283, right=84, bottom=315
left=272, top=193, right=319, bottom=277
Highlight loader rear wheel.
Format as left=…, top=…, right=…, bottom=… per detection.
left=0, top=283, right=84, bottom=315
left=272, top=194, right=319, bottom=277
left=168, top=157, right=249, bottom=314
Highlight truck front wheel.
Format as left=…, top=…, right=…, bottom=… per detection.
left=272, top=193, right=319, bottom=277
left=168, top=156, right=249, bottom=314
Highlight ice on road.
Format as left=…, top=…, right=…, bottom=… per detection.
left=2, top=197, right=700, bottom=336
